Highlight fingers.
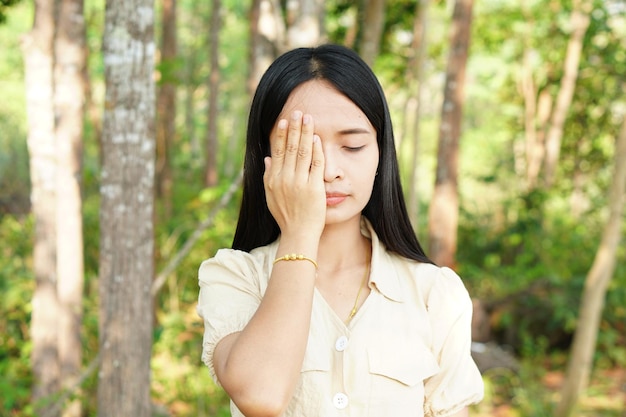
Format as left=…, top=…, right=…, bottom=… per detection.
left=282, top=111, right=310, bottom=174
left=268, top=119, right=288, bottom=176
left=294, top=114, right=315, bottom=179
left=309, top=135, right=324, bottom=183
left=264, top=112, right=326, bottom=236
left=270, top=111, right=316, bottom=177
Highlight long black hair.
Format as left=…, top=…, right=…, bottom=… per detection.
left=232, top=44, right=432, bottom=264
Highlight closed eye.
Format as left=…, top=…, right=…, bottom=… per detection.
left=345, top=145, right=366, bottom=152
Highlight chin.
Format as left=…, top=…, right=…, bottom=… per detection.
left=324, top=211, right=362, bottom=227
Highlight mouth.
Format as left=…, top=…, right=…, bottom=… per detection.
left=325, top=192, right=347, bottom=206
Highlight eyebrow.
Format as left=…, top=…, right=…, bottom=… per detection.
left=338, top=127, right=372, bottom=135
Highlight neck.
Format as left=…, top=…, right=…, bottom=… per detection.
left=317, top=216, right=370, bottom=272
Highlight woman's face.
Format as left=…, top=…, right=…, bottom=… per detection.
left=271, top=79, right=379, bottom=226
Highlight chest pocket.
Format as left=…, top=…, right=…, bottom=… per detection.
left=366, top=341, right=440, bottom=415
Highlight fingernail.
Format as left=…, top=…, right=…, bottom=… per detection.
left=303, top=114, right=311, bottom=125
left=278, top=119, right=287, bottom=129
left=292, top=110, right=302, bottom=121
left=313, top=135, right=320, bottom=143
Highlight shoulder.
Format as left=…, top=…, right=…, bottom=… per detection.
left=389, top=254, right=471, bottom=308
left=198, top=241, right=278, bottom=285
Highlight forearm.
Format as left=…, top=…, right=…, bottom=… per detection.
left=214, top=237, right=318, bottom=416
left=447, top=407, right=469, bottom=417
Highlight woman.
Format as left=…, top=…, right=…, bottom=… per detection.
left=197, top=44, right=483, bottom=417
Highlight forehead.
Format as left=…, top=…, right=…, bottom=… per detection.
left=279, top=80, right=371, bottom=127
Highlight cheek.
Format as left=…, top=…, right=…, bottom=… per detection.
left=367, top=153, right=380, bottom=178
left=357, top=154, right=379, bottom=191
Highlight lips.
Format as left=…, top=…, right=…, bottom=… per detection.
left=325, top=192, right=347, bottom=206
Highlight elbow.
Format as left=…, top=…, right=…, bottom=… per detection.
left=216, top=358, right=294, bottom=416
left=232, top=391, right=290, bottom=417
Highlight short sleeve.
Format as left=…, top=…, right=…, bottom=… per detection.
left=423, top=267, right=484, bottom=416
left=196, top=248, right=267, bottom=385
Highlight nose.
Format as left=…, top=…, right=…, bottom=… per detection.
left=323, top=145, right=343, bottom=182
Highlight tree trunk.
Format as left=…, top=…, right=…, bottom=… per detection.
left=518, top=3, right=552, bottom=192
left=519, top=24, right=541, bottom=191
left=98, top=0, right=156, bottom=415
left=427, top=0, right=474, bottom=267
left=285, top=0, right=324, bottom=48
left=405, top=0, right=430, bottom=229
left=204, top=0, right=221, bottom=187
left=22, top=0, right=60, bottom=414
left=53, top=0, right=86, bottom=416
left=184, top=63, right=200, bottom=156
left=156, top=0, right=176, bottom=216
left=359, top=0, right=386, bottom=66
left=555, top=118, right=626, bottom=417
left=247, top=0, right=262, bottom=95
left=247, top=0, right=284, bottom=95
left=543, top=0, right=591, bottom=188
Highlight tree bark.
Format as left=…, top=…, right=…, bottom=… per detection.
left=22, top=0, right=60, bottom=414
left=405, top=0, right=430, bottom=229
left=204, top=0, right=221, bottom=187
left=53, top=0, right=86, bottom=416
left=518, top=2, right=550, bottom=192
left=359, top=0, right=386, bottom=66
left=247, top=0, right=284, bottom=95
left=427, top=0, right=474, bottom=267
left=156, top=0, right=176, bottom=216
left=183, top=60, right=200, bottom=156
left=519, top=24, right=541, bottom=191
left=341, top=4, right=358, bottom=48
left=98, top=0, right=156, bottom=415
left=543, top=1, right=591, bottom=188
left=555, top=117, right=626, bottom=417
left=285, top=0, right=324, bottom=48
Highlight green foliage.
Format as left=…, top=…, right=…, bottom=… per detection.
left=453, top=0, right=626, bottom=371
left=152, top=310, right=230, bottom=417
left=0, top=1, right=29, bottom=216
left=457, top=188, right=626, bottom=365
left=0, top=4, right=33, bottom=409
left=476, top=362, right=557, bottom=417
left=0, top=215, right=34, bottom=414
left=0, top=123, right=29, bottom=214
left=0, top=0, right=21, bottom=24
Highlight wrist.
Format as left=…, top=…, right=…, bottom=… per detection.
left=273, top=253, right=318, bottom=269
left=276, top=235, right=319, bottom=260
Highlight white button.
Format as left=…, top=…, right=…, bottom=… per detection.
left=335, top=336, right=348, bottom=351
left=332, top=392, right=349, bottom=409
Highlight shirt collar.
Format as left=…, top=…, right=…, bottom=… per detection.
left=360, top=217, right=405, bottom=303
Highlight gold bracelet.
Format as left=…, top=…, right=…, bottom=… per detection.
left=273, top=253, right=318, bottom=269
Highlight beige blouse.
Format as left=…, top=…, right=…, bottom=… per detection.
left=197, top=219, right=484, bottom=416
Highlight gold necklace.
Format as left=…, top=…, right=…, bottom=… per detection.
left=347, top=260, right=370, bottom=322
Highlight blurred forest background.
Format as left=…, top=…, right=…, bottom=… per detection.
left=0, top=0, right=625, bottom=416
